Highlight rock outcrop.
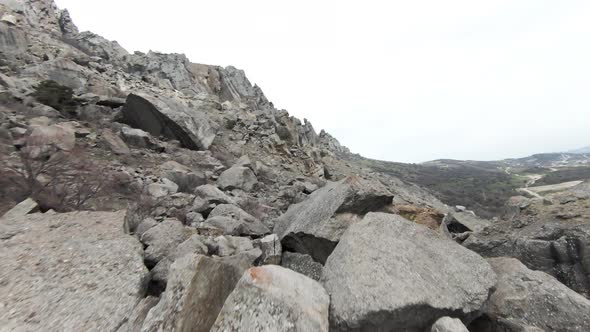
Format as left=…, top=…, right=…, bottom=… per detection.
left=0, top=211, right=148, bottom=331
left=274, top=176, right=394, bottom=263
left=472, top=257, right=590, bottom=331
left=122, top=93, right=218, bottom=150
left=322, top=212, right=496, bottom=331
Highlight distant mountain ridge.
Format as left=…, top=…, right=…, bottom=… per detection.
left=568, top=146, right=590, bottom=154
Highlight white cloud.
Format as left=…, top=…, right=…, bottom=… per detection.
left=55, top=0, right=590, bottom=162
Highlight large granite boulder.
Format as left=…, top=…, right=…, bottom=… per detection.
left=274, top=176, right=394, bottom=263
left=463, top=220, right=590, bottom=298
left=217, top=166, right=258, bottom=191
left=141, top=253, right=257, bottom=332
left=0, top=211, right=148, bottom=331
left=211, top=265, right=330, bottom=331
left=322, top=212, right=496, bottom=331
left=472, top=257, right=590, bottom=331
left=204, top=204, right=269, bottom=236
left=121, top=93, right=218, bottom=150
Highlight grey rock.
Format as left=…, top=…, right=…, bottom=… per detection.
left=431, top=317, right=469, bottom=332
left=274, top=176, right=394, bottom=264
left=214, top=235, right=258, bottom=257
left=161, top=160, right=206, bottom=193
left=322, top=212, right=496, bottom=331
left=281, top=251, right=323, bottom=281
left=121, top=126, right=161, bottom=151
left=194, top=184, right=234, bottom=204
left=140, top=218, right=192, bottom=267
left=207, top=204, right=269, bottom=236
left=122, top=93, right=218, bottom=150
left=211, top=265, right=330, bottom=332
left=253, top=234, right=282, bottom=265
left=141, top=253, right=256, bottom=332
left=463, top=221, right=590, bottom=298
left=147, top=178, right=178, bottom=198
left=480, top=257, right=590, bottom=331
left=150, top=234, right=209, bottom=289
left=100, top=128, right=130, bottom=155
left=0, top=211, right=148, bottom=331
left=1, top=197, right=38, bottom=219
left=217, top=166, right=258, bottom=191
left=135, top=217, right=158, bottom=237
left=117, top=296, right=159, bottom=332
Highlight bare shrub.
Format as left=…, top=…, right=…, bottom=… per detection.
left=0, top=139, right=111, bottom=212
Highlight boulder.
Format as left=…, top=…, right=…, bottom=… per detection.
left=26, top=123, right=76, bottom=153
left=99, top=128, right=130, bottom=155
left=474, top=257, right=590, bottom=331
left=150, top=234, right=209, bottom=291
left=322, top=212, right=496, bottom=331
left=274, top=176, right=394, bottom=263
left=281, top=251, right=323, bottom=281
left=121, top=126, right=162, bottom=151
left=147, top=178, right=178, bottom=198
left=463, top=221, right=590, bottom=298
left=194, top=184, right=235, bottom=205
left=205, top=204, right=269, bottom=236
left=211, top=265, right=330, bottom=331
left=217, top=166, right=258, bottom=191
left=0, top=211, right=148, bottom=331
left=160, top=160, right=206, bottom=193
left=1, top=197, right=38, bottom=219
left=121, top=93, right=218, bottom=150
left=117, top=296, right=159, bottom=332
left=140, top=218, right=193, bottom=267
left=253, top=234, right=282, bottom=265
left=141, top=253, right=256, bottom=332
left=431, top=317, right=469, bottom=332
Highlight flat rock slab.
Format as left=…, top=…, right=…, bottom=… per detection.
left=322, top=212, right=496, bottom=331
left=0, top=211, right=148, bottom=332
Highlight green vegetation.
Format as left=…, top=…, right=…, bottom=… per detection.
left=357, top=158, right=528, bottom=218
left=31, top=80, right=78, bottom=117
left=534, top=167, right=590, bottom=186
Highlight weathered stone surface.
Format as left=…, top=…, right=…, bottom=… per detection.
left=140, top=218, right=192, bottom=267
left=141, top=253, right=256, bottom=332
left=322, top=212, right=496, bottom=331
left=194, top=184, right=235, bottom=205
left=463, top=220, right=590, bottom=298
left=121, top=126, right=161, bottom=151
left=147, top=178, right=178, bottom=198
left=205, top=204, right=269, bottom=236
left=476, top=257, right=590, bottom=331
left=217, top=166, right=258, bottom=191
left=253, top=234, right=282, bottom=265
left=118, top=296, right=159, bottom=332
left=122, top=93, right=218, bottom=150
left=281, top=251, right=323, bottom=281
left=161, top=160, right=206, bottom=193
left=100, top=128, right=130, bottom=155
left=26, top=123, right=76, bottom=152
left=431, top=317, right=469, bottom=332
left=1, top=197, right=38, bottom=219
left=149, top=234, right=208, bottom=291
left=0, top=211, right=148, bottom=331
left=274, top=176, right=394, bottom=263
left=211, top=265, right=330, bottom=332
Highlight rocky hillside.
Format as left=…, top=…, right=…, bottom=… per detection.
left=1, top=1, right=590, bottom=331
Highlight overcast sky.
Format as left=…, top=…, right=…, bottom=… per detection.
left=55, top=0, right=590, bottom=163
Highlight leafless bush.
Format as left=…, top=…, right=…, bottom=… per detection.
left=0, top=139, right=111, bottom=212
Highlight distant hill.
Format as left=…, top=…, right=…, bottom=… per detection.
left=568, top=146, right=590, bottom=154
